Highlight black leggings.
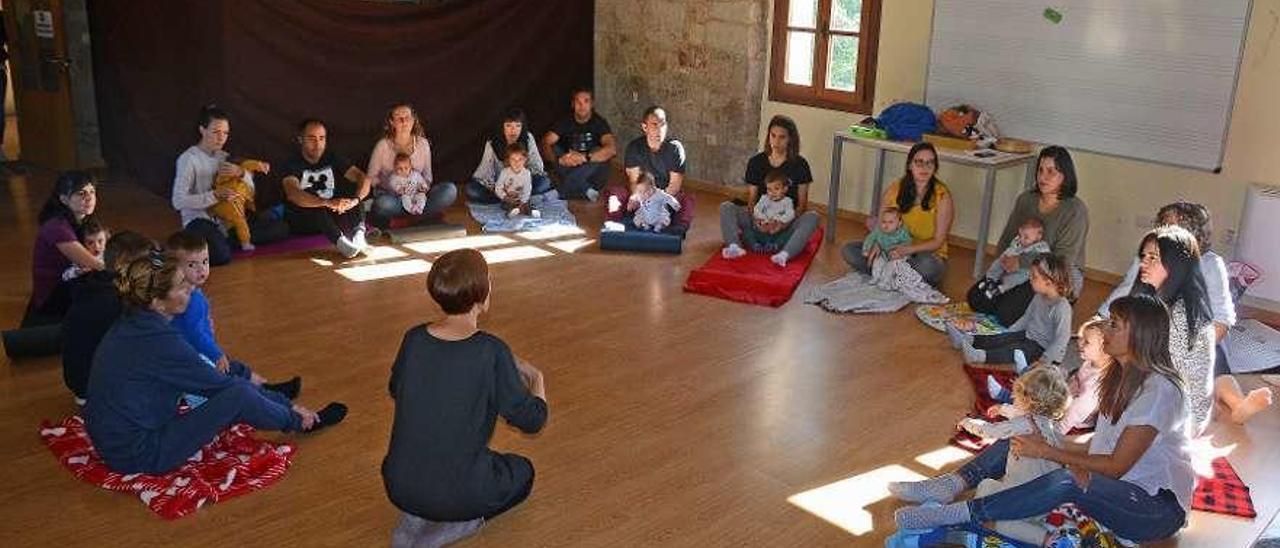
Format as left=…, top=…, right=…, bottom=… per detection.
left=968, top=280, right=1034, bottom=327
left=184, top=217, right=289, bottom=266
left=972, top=331, right=1045, bottom=364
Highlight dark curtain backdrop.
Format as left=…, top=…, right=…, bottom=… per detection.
left=88, top=0, right=594, bottom=205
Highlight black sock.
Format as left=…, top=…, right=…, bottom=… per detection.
left=263, top=376, right=302, bottom=400
left=309, top=402, right=348, bottom=432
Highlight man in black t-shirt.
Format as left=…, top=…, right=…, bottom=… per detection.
left=541, top=88, right=616, bottom=201
left=606, top=105, right=694, bottom=234
left=282, top=119, right=372, bottom=258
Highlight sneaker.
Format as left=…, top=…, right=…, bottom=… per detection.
left=351, top=227, right=369, bottom=251
left=336, top=235, right=361, bottom=259
left=585, top=188, right=600, bottom=203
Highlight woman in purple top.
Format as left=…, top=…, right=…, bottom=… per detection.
left=24, top=171, right=105, bottom=327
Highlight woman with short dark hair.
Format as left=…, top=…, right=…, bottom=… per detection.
left=383, top=248, right=548, bottom=547
left=465, top=107, right=553, bottom=204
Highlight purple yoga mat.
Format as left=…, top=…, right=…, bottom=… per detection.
left=231, top=235, right=330, bottom=259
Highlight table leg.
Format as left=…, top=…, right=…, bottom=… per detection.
left=974, top=167, right=998, bottom=279
left=1024, top=158, right=1037, bottom=191
left=870, top=148, right=887, bottom=221
left=827, top=135, right=844, bottom=242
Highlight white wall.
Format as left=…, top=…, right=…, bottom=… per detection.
left=758, top=0, right=1280, bottom=278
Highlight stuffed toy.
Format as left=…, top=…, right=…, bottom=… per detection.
left=208, top=159, right=268, bottom=250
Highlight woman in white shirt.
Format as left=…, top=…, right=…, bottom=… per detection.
left=891, top=294, right=1194, bottom=544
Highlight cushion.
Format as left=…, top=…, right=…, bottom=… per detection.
left=683, top=227, right=823, bottom=307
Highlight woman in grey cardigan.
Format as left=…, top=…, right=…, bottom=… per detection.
left=465, top=108, right=553, bottom=204
left=980, top=146, right=1090, bottom=325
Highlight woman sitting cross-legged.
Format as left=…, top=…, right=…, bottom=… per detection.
left=890, top=294, right=1194, bottom=545
left=84, top=251, right=346, bottom=475
left=383, top=248, right=548, bottom=547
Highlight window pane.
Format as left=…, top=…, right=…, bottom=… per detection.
left=788, top=0, right=818, bottom=29
left=825, top=34, right=858, bottom=92
left=830, top=0, right=862, bottom=32
left=785, top=31, right=816, bottom=86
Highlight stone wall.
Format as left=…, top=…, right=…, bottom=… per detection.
left=595, top=0, right=768, bottom=186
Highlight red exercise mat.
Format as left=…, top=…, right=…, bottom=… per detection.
left=40, top=415, right=296, bottom=519
left=682, top=227, right=823, bottom=307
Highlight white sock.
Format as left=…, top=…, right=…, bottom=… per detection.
left=894, top=501, right=972, bottom=530
left=722, top=243, right=746, bottom=259
left=771, top=250, right=790, bottom=267
left=888, top=473, right=966, bottom=504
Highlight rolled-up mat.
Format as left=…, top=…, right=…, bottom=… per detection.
left=2, top=324, right=63, bottom=360
left=599, top=228, right=683, bottom=254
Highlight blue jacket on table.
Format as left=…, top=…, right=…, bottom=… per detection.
left=83, top=309, right=295, bottom=472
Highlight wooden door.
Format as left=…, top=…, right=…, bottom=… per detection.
left=3, top=0, right=76, bottom=170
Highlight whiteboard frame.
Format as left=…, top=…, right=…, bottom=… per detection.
left=922, top=0, right=1256, bottom=173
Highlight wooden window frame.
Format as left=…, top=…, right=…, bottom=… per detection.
left=768, top=0, right=882, bottom=114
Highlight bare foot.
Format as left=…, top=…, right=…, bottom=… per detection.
left=1230, top=387, right=1274, bottom=424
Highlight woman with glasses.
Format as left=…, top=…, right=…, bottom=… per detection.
left=841, top=142, right=954, bottom=286
left=23, top=171, right=105, bottom=327
left=84, top=252, right=347, bottom=475
left=975, top=146, right=1090, bottom=325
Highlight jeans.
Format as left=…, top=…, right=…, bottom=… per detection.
left=957, top=440, right=1187, bottom=542
left=719, top=202, right=820, bottom=257
left=368, top=182, right=458, bottom=229
left=841, top=241, right=945, bottom=287
left=464, top=175, right=552, bottom=204
left=554, top=162, right=610, bottom=199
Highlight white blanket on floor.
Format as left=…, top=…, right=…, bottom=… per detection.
left=805, top=261, right=948, bottom=314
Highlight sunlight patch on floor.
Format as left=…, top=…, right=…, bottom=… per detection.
left=349, top=245, right=409, bottom=262
left=481, top=245, right=555, bottom=264
left=787, top=464, right=928, bottom=536
left=334, top=259, right=432, bottom=282
left=513, top=225, right=587, bottom=241
left=546, top=238, right=596, bottom=254
left=402, top=235, right=516, bottom=254
left=914, top=446, right=973, bottom=471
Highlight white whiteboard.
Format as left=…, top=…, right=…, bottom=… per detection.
left=925, top=0, right=1251, bottom=172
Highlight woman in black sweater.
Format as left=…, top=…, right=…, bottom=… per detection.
left=383, top=248, right=548, bottom=547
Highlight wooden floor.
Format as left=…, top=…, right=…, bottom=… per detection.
left=2, top=168, right=1277, bottom=547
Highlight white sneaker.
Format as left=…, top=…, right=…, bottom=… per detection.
left=336, top=235, right=361, bottom=258
left=531, top=209, right=542, bottom=218
left=586, top=188, right=600, bottom=202
left=508, top=207, right=521, bottom=219
left=351, top=228, right=369, bottom=251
